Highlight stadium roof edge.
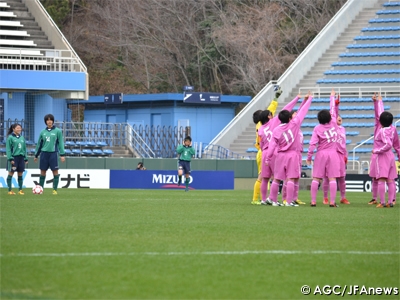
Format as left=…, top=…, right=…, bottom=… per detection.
left=87, top=93, right=251, bottom=103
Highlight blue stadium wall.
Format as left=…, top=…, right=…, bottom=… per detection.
left=82, top=93, right=251, bottom=144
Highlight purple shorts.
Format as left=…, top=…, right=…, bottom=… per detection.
left=273, top=150, right=301, bottom=181
left=312, top=150, right=341, bottom=179
left=369, top=152, right=397, bottom=180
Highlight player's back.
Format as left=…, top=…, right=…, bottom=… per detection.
left=311, top=121, right=338, bottom=152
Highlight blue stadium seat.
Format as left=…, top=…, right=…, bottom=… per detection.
left=65, top=141, right=75, bottom=148
left=64, top=148, right=72, bottom=156
left=75, top=141, right=87, bottom=148
left=383, top=2, right=400, bottom=7
left=82, top=149, right=93, bottom=156
left=92, top=149, right=105, bottom=156
left=72, top=149, right=82, bottom=156
left=376, top=9, right=400, bottom=14
left=95, top=141, right=108, bottom=148
left=246, top=147, right=258, bottom=153
left=28, top=148, right=36, bottom=156
left=103, top=149, right=114, bottom=156
left=369, top=18, right=400, bottom=23
left=85, top=141, right=97, bottom=148
left=0, top=148, right=6, bottom=155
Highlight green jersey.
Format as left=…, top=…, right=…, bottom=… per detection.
left=6, top=133, right=28, bottom=161
left=176, top=144, right=195, bottom=161
left=35, top=126, right=65, bottom=157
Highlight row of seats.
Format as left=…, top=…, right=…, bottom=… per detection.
left=324, top=69, right=400, bottom=75
left=302, top=123, right=374, bottom=127
left=369, top=18, right=400, bottom=23
left=296, top=105, right=390, bottom=111
left=317, top=78, right=400, bottom=84
left=354, top=35, right=400, bottom=40
left=0, top=147, right=114, bottom=156
left=65, top=140, right=108, bottom=148
left=361, top=26, right=400, bottom=31
left=332, top=60, right=399, bottom=66
left=302, top=131, right=360, bottom=136
left=304, top=114, right=375, bottom=119
left=347, top=43, right=400, bottom=49
left=303, top=147, right=372, bottom=154
left=339, top=51, right=400, bottom=57
left=382, top=2, right=400, bottom=7
left=308, top=97, right=399, bottom=103
left=377, top=9, right=400, bottom=14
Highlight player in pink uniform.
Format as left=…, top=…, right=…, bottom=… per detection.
left=265, top=92, right=312, bottom=206
left=306, top=89, right=341, bottom=207
left=258, top=94, right=303, bottom=205
left=322, top=95, right=350, bottom=205
left=369, top=93, right=400, bottom=208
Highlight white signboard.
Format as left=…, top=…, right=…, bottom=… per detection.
left=0, top=169, right=110, bottom=189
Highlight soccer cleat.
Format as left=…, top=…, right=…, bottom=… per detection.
left=295, top=199, right=306, bottom=205
left=272, top=201, right=282, bottom=206
left=340, top=198, right=350, bottom=205
left=252, top=200, right=261, bottom=205
left=376, top=203, right=385, bottom=208
left=177, top=181, right=181, bottom=187
left=8, top=191, right=16, bottom=195
left=393, top=199, right=396, bottom=205
left=52, top=190, right=58, bottom=195
left=323, top=198, right=329, bottom=205
left=329, top=203, right=339, bottom=208
left=283, top=200, right=287, bottom=205
left=285, top=202, right=299, bottom=207
left=18, top=190, right=24, bottom=195
left=368, top=199, right=377, bottom=205
left=310, top=202, right=316, bottom=207
left=386, top=203, right=394, bottom=208
left=185, top=187, right=189, bottom=192
left=266, top=198, right=272, bottom=205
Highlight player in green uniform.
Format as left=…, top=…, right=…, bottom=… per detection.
left=176, top=136, right=195, bottom=191
left=6, top=123, right=28, bottom=195
left=34, top=114, right=66, bottom=194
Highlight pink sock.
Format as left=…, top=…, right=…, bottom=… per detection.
left=261, top=179, right=268, bottom=201
left=377, top=181, right=386, bottom=205
left=372, top=178, right=378, bottom=200
left=387, top=180, right=395, bottom=205
left=338, top=177, right=346, bottom=199
left=270, top=181, right=280, bottom=202
left=329, top=180, right=337, bottom=205
left=286, top=181, right=294, bottom=204
left=282, top=181, right=287, bottom=200
left=311, top=180, right=319, bottom=204
left=323, top=178, right=329, bottom=199
left=294, top=182, right=300, bottom=201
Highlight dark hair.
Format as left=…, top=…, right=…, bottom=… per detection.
left=44, top=114, right=55, bottom=124
left=317, top=109, right=331, bottom=125
left=290, top=110, right=296, bottom=117
left=259, top=110, right=272, bottom=125
left=7, top=123, right=22, bottom=136
left=278, top=110, right=291, bottom=123
left=137, top=162, right=143, bottom=167
left=253, top=110, right=262, bottom=124
left=184, top=136, right=192, bottom=142
left=379, top=111, right=393, bottom=127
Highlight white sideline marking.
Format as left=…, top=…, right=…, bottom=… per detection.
left=1, top=250, right=399, bottom=257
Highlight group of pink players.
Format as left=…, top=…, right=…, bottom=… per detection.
left=252, top=89, right=399, bottom=208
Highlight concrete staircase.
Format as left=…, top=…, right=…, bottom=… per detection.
left=3, top=0, right=53, bottom=49
left=228, top=0, right=397, bottom=165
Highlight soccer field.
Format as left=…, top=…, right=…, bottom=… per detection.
left=1, top=188, right=399, bottom=299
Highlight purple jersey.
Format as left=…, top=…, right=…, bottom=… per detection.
left=266, top=96, right=312, bottom=162
left=307, top=95, right=339, bottom=161
left=258, top=96, right=301, bottom=152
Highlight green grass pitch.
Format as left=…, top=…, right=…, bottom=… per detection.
left=1, top=188, right=399, bottom=299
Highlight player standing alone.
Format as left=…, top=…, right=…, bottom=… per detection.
left=34, top=114, right=66, bottom=194
left=176, top=136, right=195, bottom=192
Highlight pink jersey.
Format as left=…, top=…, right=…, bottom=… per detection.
left=307, top=95, right=339, bottom=161
left=336, top=125, right=347, bottom=156
left=266, top=96, right=312, bottom=162
left=258, top=96, right=301, bottom=152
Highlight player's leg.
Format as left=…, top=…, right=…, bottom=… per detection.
left=252, top=150, right=262, bottom=204
left=387, top=179, right=395, bottom=207
left=49, top=152, right=60, bottom=194
left=322, top=177, right=329, bottom=204
left=177, top=162, right=183, bottom=186
left=269, top=178, right=281, bottom=206
left=338, top=177, right=349, bottom=204
left=184, top=162, right=191, bottom=191
left=376, top=178, right=387, bottom=207
left=6, top=169, right=15, bottom=195
left=328, top=177, right=338, bottom=207
left=310, top=178, right=321, bottom=206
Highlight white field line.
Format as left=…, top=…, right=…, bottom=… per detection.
left=1, top=250, right=399, bottom=257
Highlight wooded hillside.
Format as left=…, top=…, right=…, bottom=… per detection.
left=42, top=0, right=345, bottom=96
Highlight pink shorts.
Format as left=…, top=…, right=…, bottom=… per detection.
left=369, top=152, right=397, bottom=180
left=261, top=149, right=276, bottom=178
left=312, top=150, right=341, bottom=179
left=273, top=150, right=301, bottom=181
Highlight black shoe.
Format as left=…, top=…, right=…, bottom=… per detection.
left=329, top=203, right=339, bottom=208
left=310, top=203, right=316, bottom=207
left=368, top=199, right=377, bottom=205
